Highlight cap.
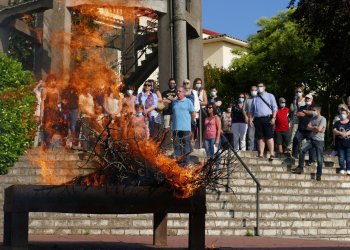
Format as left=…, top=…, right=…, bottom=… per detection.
left=338, top=104, right=350, bottom=113
left=305, top=94, right=313, bottom=99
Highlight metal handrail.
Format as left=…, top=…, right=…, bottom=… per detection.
left=116, top=18, right=158, bottom=75
left=221, top=136, right=262, bottom=236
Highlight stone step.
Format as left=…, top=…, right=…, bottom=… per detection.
left=216, top=209, right=350, bottom=220
left=207, top=192, right=350, bottom=203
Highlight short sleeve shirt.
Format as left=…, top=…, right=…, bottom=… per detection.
left=162, top=89, right=177, bottom=115
left=310, top=116, right=327, bottom=141
left=275, top=107, right=290, bottom=132
left=172, top=97, right=194, bottom=131
left=250, top=92, right=278, bottom=117
left=334, top=120, right=350, bottom=148
left=298, top=105, right=313, bottom=131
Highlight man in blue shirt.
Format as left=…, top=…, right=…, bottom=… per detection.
left=172, top=86, right=195, bottom=166
left=249, top=83, right=278, bottom=160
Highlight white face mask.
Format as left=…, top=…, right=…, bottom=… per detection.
left=297, top=92, right=303, bottom=97
left=306, top=101, right=312, bottom=106
left=127, top=90, right=133, bottom=96
left=251, top=90, right=258, bottom=97
left=227, top=108, right=232, bottom=113
left=210, top=91, right=217, bottom=97
left=136, top=112, right=143, bottom=117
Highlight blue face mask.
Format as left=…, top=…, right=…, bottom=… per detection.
left=340, top=113, right=348, bottom=120
left=238, top=98, right=244, bottom=103
left=195, top=84, right=202, bottom=89
left=258, top=87, right=264, bottom=93
left=210, top=91, right=217, bottom=97
left=280, top=103, right=286, bottom=108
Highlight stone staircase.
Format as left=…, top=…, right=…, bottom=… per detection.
left=0, top=148, right=349, bottom=241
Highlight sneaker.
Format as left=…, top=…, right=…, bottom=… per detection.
left=347, top=170, right=350, bottom=175
left=316, top=176, right=321, bottom=181
left=340, top=170, right=346, bottom=174
left=306, top=161, right=316, bottom=166
left=291, top=167, right=304, bottom=174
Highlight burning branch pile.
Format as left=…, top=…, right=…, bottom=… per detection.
left=68, top=116, right=239, bottom=198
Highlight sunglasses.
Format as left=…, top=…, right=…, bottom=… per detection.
left=183, top=82, right=190, bottom=85
left=144, top=84, right=152, bottom=87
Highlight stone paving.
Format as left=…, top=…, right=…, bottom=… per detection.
left=1, top=235, right=350, bottom=249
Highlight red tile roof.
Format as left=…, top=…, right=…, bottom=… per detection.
left=202, top=28, right=220, bottom=36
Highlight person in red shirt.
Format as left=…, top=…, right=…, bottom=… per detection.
left=275, top=97, right=290, bottom=154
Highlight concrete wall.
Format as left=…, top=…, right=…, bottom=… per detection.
left=203, top=41, right=224, bottom=68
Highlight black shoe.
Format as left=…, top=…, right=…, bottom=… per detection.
left=291, top=167, right=304, bottom=174
left=316, top=176, right=321, bottom=181
left=269, top=155, right=275, bottom=161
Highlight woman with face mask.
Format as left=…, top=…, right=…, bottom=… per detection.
left=231, top=93, right=248, bottom=152
left=333, top=107, right=350, bottom=174
left=122, top=85, right=136, bottom=115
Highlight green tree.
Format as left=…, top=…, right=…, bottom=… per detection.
left=0, top=53, right=36, bottom=174
left=289, top=0, right=350, bottom=98
left=231, top=9, right=322, bottom=104
left=204, top=63, right=244, bottom=109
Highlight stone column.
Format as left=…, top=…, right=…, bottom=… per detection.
left=187, top=0, right=203, bottom=82
left=157, top=8, right=172, bottom=91
left=0, top=0, right=10, bottom=54
left=172, top=0, right=188, bottom=84
left=0, top=26, right=10, bottom=54
left=122, top=20, right=136, bottom=78
left=43, top=0, right=71, bottom=79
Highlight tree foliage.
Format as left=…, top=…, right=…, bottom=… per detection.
left=204, top=63, right=245, bottom=109
left=0, top=53, right=36, bottom=174
left=289, top=0, right=350, bottom=97
left=231, top=9, right=322, bottom=104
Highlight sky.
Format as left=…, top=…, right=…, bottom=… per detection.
left=202, top=0, right=291, bottom=41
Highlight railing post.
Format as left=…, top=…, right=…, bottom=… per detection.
left=255, top=184, right=260, bottom=236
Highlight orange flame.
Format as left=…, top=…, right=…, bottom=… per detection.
left=29, top=1, right=204, bottom=198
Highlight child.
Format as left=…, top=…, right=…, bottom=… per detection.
left=131, top=104, right=149, bottom=139
left=275, top=97, right=290, bottom=154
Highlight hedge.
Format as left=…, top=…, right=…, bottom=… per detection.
left=0, top=53, right=36, bottom=174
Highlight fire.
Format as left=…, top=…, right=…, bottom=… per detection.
left=29, top=1, right=205, bottom=198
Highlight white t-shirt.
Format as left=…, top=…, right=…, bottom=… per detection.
left=79, top=93, right=94, bottom=118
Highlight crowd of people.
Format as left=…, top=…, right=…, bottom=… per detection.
left=33, top=74, right=350, bottom=181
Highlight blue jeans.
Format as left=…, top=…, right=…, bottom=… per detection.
left=69, top=109, right=80, bottom=146
left=299, top=139, right=324, bottom=177
left=338, top=146, right=350, bottom=171
left=247, top=123, right=256, bottom=151
left=204, top=138, right=216, bottom=159
left=173, top=131, right=191, bottom=165
left=148, top=116, right=155, bottom=137
left=292, top=130, right=316, bottom=162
